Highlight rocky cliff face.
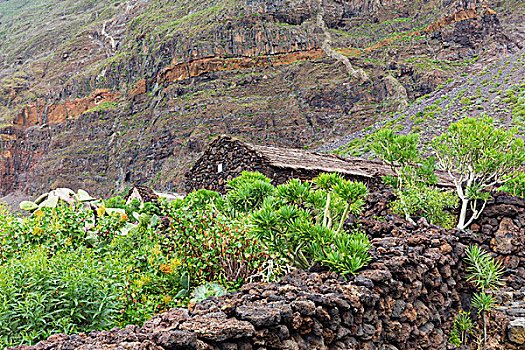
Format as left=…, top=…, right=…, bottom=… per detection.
left=13, top=90, right=119, bottom=127
left=0, top=0, right=523, bottom=198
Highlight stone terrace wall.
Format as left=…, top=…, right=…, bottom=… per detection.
left=364, top=191, right=525, bottom=289
left=13, top=201, right=525, bottom=350
left=185, top=136, right=383, bottom=193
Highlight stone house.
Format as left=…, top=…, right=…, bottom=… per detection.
left=185, top=136, right=453, bottom=193
left=125, top=185, right=184, bottom=205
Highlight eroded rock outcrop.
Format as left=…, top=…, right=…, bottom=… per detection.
left=155, top=49, right=325, bottom=86
left=14, top=90, right=119, bottom=127
left=0, top=0, right=521, bottom=203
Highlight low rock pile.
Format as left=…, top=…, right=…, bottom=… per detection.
left=496, top=300, right=525, bottom=346
left=364, top=191, right=525, bottom=289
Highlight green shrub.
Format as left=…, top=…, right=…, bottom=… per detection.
left=182, top=189, right=221, bottom=210
left=0, top=205, right=90, bottom=259
left=460, top=97, right=473, bottom=105
left=159, top=206, right=269, bottom=288
left=371, top=129, right=457, bottom=225
left=433, top=117, right=525, bottom=230
left=225, top=171, right=275, bottom=215
left=0, top=248, right=123, bottom=347
left=250, top=173, right=371, bottom=275
left=391, top=184, right=457, bottom=228
left=464, top=246, right=504, bottom=346
left=107, top=222, right=192, bottom=326
left=310, top=227, right=371, bottom=275
left=499, top=173, right=525, bottom=197
left=449, top=310, right=474, bottom=346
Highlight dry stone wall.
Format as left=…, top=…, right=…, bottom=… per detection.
left=11, top=192, right=525, bottom=350
left=364, top=191, right=525, bottom=289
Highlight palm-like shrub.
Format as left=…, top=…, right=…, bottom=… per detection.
left=310, top=227, right=371, bottom=275
left=251, top=173, right=371, bottom=275
left=464, top=245, right=504, bottom=346
left=225, top=171, right=275, bottom=215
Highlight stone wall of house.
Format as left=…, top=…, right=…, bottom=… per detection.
left=12, top=192, right=525, bottom=350
left=184, top=136, right=270, bottom=193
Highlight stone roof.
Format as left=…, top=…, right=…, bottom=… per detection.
left=233, top=137, right=454, bottom=187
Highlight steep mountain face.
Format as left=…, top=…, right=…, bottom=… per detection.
left=0, top=0, right=523, bottom=197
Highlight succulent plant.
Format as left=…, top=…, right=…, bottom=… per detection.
left=175, top=272, right=191, bottom=299
left=20, top=188, right=99, bottom=212
left=19, top=188, right=143, bottom=237
left=190, top=282, right=227, bottom=304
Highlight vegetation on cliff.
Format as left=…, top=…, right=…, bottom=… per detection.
left=2, top=0, right=524, bottom=199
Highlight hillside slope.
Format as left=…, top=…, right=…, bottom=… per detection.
left=318, top=49, right=525, bottom=155
left=0, top=0, right=523, bottom=197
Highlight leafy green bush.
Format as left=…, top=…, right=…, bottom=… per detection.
left=449, top=310, right=474, bottom=347
left=0, top=204, right=128, bottom=260
left=159, top=205, right=269, bottom=288
left=390, top=184, right=458, bottom=228
left=183, top=189, right=221, bottom=210
left=0, top=205, right=90, bottom=259
left=0, top=248, right=123, bottom=347
left=225, top=171, right=275, bottom=215
left=371, top=129, right=457, bottom=226
left=499, top=172, right=525, bottom=197
left=251, top=173, right=371, bottom=275
left=107, top=194, right=271, bottom=325
left=433, top=117, right=525, bottom=230
left=108, top=226, right=188, bottom=325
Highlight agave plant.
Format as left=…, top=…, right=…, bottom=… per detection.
left=190, top=282, right=227, bottom=304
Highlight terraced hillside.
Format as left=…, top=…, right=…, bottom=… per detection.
left=0, top=0, right=523, bottom=198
